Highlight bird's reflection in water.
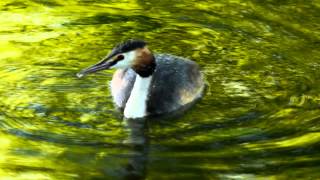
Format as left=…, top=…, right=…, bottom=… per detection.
left=110, top=106, right=196, bottom=179
left=122, top=118, right=149, bottom=180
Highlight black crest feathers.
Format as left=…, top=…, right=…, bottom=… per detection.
left=106, top=39, right=147, bottom=59
left=115, top=39, right=146, bottom=53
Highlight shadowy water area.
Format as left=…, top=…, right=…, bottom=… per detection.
left=0, top=0, right=320, bottom=179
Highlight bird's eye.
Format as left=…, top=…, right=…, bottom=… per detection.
left=117, top=55, right=124, bottom=61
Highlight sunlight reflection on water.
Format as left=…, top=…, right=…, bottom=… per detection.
left=0, top=0, right=320, bottom=179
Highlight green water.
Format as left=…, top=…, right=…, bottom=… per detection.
left=1, top=0, right=320, bottom=179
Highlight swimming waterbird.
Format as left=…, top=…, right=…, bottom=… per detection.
left=77, top=39, right=204, bottom=119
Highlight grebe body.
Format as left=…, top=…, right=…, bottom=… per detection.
left=78, top=40, right=204, bottom=119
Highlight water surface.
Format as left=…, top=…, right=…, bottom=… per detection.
left=1, top=0, right=320, bottom=179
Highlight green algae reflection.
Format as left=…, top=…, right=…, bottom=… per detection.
left=0, top=0, right=320, bottom=179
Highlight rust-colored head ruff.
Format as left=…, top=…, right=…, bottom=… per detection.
left=132, top=46, right=156, bottom=77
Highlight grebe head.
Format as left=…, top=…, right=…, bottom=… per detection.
left=77, top=39, right=156, bottom=78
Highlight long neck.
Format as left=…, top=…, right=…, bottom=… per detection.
left=124, top=75, right=153, bottom=119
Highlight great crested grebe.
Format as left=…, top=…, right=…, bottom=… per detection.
left=77, top=39, right=204, bottom=119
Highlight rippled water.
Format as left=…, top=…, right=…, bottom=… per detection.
left=1, top=0, right=320, bottom=179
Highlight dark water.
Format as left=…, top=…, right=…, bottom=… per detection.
left=1, top=0, right=320, bottom=179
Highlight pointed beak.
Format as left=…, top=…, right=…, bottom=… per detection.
left=77, top=56, right=115, bottom=78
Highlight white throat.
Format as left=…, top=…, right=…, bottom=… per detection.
left=124, top=74, right=152, bottom=119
